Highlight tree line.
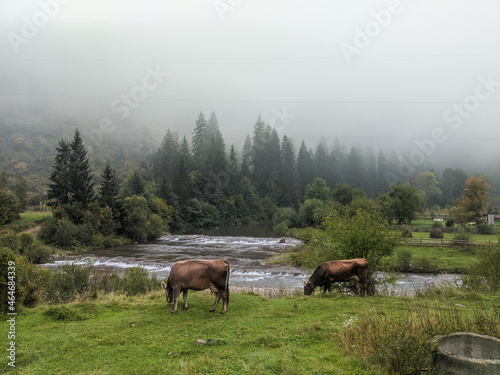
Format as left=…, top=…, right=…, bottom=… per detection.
left=0, top=111, right=491, bottom=246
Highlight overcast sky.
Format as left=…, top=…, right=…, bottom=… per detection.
left=1, top=0, right=500, bottom=170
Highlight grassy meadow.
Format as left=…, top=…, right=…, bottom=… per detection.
left=2, top=288, right=500, bottom=375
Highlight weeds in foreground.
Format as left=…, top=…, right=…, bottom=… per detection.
left=340, top=290, right=500, bottom=375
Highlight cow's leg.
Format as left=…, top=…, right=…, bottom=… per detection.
left=182, top=289, right=189, bottom=310
left=323, top=281, right=331, bottom=293
left=220, top=290, right=228, bottom=314
left=210, top=290, right=222, bottom=312
left=171, top=288, right=181, bottom=314
left=360, top=277, right=367, bottom=297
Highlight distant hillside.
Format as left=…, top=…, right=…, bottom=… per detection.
left=0, top=109, right=159, bottom=203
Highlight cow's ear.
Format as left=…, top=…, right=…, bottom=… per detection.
left=161, top=281, right=166, bottom=289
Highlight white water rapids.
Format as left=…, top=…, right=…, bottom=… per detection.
left=43, top=234, right=461, bottom=295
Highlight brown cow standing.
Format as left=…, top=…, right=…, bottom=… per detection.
left=161, top=259, right=230, bottom=314
left=304, top=258, right=368, bottom=296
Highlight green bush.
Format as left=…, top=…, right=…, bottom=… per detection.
left=0, top=189, right=21, bottom=225
left=47, top=262, right=93, bottom=303
left=15, top=256, right=52, bottom=307
left=110, top=267, right=161, bottom=296
left=432, top=221, right=443, bottom=229
left=412, top=257, right=439, bottom=273
left=477, top=223, right=495, bottom=235
left=401, top=226, right=412, bottom=238
left=298, top=199, right=328, bottom=227
left=395, top=249, right=412, bottom=271
left=462, top=245, right=500, bottom=292
left=273, top=221, right=290, bottom=236
left=272, top=207, right=300, bottom=228
left=19, top=232, right=35, bottom=253
left=445, top=218, right=455, bottom=227
left=0, top=231, right=21, bottom=253
left=24, top=242, right=51, bottom=264
left=453, top=228, right=472, bottom=243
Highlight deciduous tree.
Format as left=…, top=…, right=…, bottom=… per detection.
left=457, top=176, right=490, bottom=225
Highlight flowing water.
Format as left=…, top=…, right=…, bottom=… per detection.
left=43, top=232, right=461, bottom=295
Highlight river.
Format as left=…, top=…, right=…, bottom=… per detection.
left=43, top=231, right=461, bottom=296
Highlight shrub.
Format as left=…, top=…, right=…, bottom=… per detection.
left=15, top=256, right=52, bottom=307
left=453, top=228, right=472, bottom=243
left=0, top=231, right=21, bottom=253
left=401, top=226, right=412, bottom=238
left=49, top=220, right=94, bottom=248
left=432, top=221, right=443, bottom=229
left=445, top=218, right=455, bottom=227
left=462, top=245, right=500, bottom=292
left=412, top=257, right=439, bottom=273
left=273, top=221, right=290, bottom=236
left=477, top=222, right=495, bottom=235
left=110, top=267, right=161, bottom=296
left=47, top=262, right=93, bottom=303
left=24, top=242, right=51, bottom=264
left=0, top=189, right=21, bottom=225
left=19, top=233, right=35, bottom=253
left=395, top=249, right=412, bottom=271
left=429, top=227, right=444, bottom=239
left=298, top=199, right=328, bottom=227
left=272, top=207, right=300, bottom=228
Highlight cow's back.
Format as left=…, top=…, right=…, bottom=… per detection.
left=168, top=259, right=230, bottom=290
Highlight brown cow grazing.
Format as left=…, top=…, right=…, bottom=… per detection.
left=161, top=259, right=230, bottom=314
left=304, top=258, right=368, bottom=296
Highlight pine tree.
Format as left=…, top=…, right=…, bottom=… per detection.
left=376, top=150, right=388, bottom=195
left=297, top=140, right=315, bottom=195
left=192, top=112, right=208, bottom=159
left=68, top=129, right=94, bottom=205
left=227, top=145, right=240, bottom=195
left=98, top=162, right=119, bottom=209
left=278, top=135, right=299, bottom=207
left=330, top=137, right=345, bottom=186
left=314, top=140, right=330, bottom=185
left=47, top=139, right=71, bottom=205
left=364, top=147, right=377, bottom=197
left=241, top=135, right=252, bottom=178
left=159, top=129, right=180, bottom=182
left=346, top=146, right=364, bottom=189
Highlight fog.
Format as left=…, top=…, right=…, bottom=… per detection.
left=1, top=0, right=500, bottom=174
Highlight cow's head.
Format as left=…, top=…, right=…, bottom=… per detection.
left=161, top=281, right=173, bottom=305
left=304, top=280, right=315, bottom=296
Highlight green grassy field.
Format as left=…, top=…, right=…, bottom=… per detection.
left=2, top=292, right=386, bottom=374
left=391, top=245, right=476, bottom=273
left=2, top=290, right=499, bottom=375
left=1, top=212, right=51, bottom=231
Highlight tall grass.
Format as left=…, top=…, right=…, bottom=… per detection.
left=340, top=289, right=500, bottom=375
left=13, top=257, right=164, bottom=309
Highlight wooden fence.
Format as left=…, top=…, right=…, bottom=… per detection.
left=399, top=238, right=496, bottom=247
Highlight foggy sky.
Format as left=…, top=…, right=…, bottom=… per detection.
left=1, top=0, right=500, bottom=174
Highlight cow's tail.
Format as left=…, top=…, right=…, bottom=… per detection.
left=225, top=260, right=230, bottom=305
